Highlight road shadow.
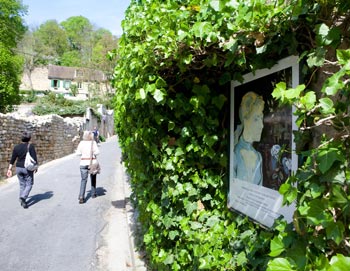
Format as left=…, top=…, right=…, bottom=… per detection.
left=111, top=197, right=130, bottom=209
left=27, top=191, right=54, bottom=207
left=85, top=187, right=107, bottom=201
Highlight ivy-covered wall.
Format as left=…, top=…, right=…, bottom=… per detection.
left=113, top=0, right=350, bottom=270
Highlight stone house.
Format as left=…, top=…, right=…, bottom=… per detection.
left=20, top=65, right=113, bottom=100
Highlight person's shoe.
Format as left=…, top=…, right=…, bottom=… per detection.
left=79, top=198, right=84, bottom=204
left=20, top=197, right=28, bottom=209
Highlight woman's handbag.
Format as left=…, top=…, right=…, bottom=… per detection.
left=25, top=144, right=38, bottom=171
left=88, top=141, right=100, bottom=175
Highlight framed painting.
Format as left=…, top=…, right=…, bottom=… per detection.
left=228, top=55, right=299, bottom=228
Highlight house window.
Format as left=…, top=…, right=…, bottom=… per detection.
left=64, top=80, right=71, bottom=90
left=51, top=79, right=60, bottom=89
left=77, top=82, right=82, bottom=89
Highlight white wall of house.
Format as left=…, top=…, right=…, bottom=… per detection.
left=20, top=67, right=49, bottom=91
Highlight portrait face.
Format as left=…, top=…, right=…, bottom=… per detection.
left=242, top=100, right=264, bottom=143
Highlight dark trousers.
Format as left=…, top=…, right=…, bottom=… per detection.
left=79, top=166, right=97, bottom=199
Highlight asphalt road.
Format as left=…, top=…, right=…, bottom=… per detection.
left=0, top=136, right=146, bottom=271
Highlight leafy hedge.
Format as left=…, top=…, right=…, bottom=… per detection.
left=113, top=0, right=350, bottom=270
left=32, top=92, right=107, bottom=117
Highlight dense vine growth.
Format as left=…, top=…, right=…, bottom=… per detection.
left=113, top=0, right=350, bottom=270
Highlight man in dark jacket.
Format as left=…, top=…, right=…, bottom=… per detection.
left=7, top=132, right=38, bottom=209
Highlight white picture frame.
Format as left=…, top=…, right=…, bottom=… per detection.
left=228, top=55, right=299, bottom=228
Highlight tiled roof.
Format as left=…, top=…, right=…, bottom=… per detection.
left=48, top=65, right=106, bottom=82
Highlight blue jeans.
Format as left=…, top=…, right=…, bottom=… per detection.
left=16, top=167, right=34, bottom=200
left=79, top=166, right=97, bottom=199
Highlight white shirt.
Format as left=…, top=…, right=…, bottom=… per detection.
left=76, top=140, right=100, bottom=166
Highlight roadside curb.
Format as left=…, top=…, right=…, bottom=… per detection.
left=122, top=168, right=148, bottom=271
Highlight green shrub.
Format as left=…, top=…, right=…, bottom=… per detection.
left=113, top=0, right=350, bottom=270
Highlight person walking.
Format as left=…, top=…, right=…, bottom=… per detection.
left=92, top=126, right=100, bottom=144
left=6, top=131, right=38, bottom=209
left=76, top=130, right=100, bottom=204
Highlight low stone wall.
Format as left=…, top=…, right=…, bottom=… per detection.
left=0, top=113, right=84, bottom=179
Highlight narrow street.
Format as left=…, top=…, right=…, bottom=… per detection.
left=0, top=136, right=146, bottom=271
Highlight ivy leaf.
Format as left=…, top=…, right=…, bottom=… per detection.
left=279, top=182, right=297, bottom=204
left=192, top=22, right=212, bottom=39
left=189, top=221, right=202, bottom=230
left=209, top=0, right=220, bottom=11
left=300, top=199, right=333, bottom=225
left=175, top=147, right=184, bottom=156
left=165, top=159, right=174, bottom=170
left=269, top=237, right=285, bottom=257
left=300, top=91, right=316, bottom=110
left=336, top=49, right=350, bottom=68
left=203, top=135, right=218, bottom=147
left=236, top=251, right=247, bottom=265
left=212, top=94, right=227, bottom=109
left=163, top=254, right=174, bottom=265
left=137, top=88, right=147, bottom=100
left=328, top=254, right=350, bottom=271
left=185, top=201, right=198, bottom=215
left=219, top=72, right=231, bottom=85
left=307, top=47, right=326, bottom=67
left=309, top=183, right=324, bottom=198
left=267, top=258, right=296, bottom=271
left=155, top=77, right=167, bottom=88
left=272, top=82, right=286, bottom=99
left=273, top=82, right=305, bottom=104
left=317, top=147, right=344, bottom=174
left=206, top=215, right=220, bottom=227
left=319, top=98, right=334, bottom=114
left=332, top=185, right=348, bottom=205
left=322, top=72, right=344, bottom=96
left=315, top=24, right=340, bottom=46
left=168, top=121, right=175, bottom=131
left=326, top=221, right=344, bottom=245
left=169, top=230, right=179, bottom=240
left=153, top=89, right=166, bottom=103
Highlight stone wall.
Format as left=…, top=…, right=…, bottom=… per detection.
left=0, top=113, right=84, bottom=179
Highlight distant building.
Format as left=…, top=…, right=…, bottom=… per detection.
left=20, top=65, right=113, bottom=100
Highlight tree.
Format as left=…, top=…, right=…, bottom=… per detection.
left=0, top=0, right=26, bottom=112
left=33, top=20, right=68, bottom=65
left=91, top=30, right=118, bottom=83
left=60, top=16, right=94, bottom=67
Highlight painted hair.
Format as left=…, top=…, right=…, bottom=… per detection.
left=239, top=91, right=264, bottom=123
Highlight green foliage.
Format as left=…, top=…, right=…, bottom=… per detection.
left=113, top=0, right=350, bottom=270
left=18, top=15, right=118, bottom=78
left=0, top=0, right=27, bottom=112
left=33, top=20, right=68, bottom=65
left=32, top=92, right=85, bottom=116
left=21, top=90, right=38, bottom=103
left=32, top=91, right=107, bottom=116
left=270, top=49, right=350, bottom=270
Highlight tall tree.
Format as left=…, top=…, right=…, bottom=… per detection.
left=0, top=0, right=26, bottom=112
left=33, top=20, right=68, bottom=65
left=91, top=30, right=118, bottom=74
left=60, top=16, right=93, bottom=66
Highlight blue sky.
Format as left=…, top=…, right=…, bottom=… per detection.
left=22, top=0, right=131, bottom=36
